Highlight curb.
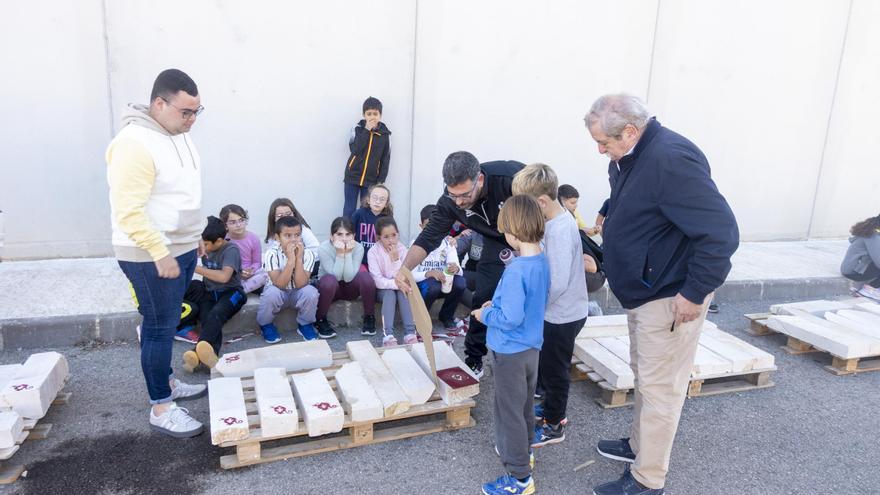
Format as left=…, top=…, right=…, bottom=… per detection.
left=0, top=277, right=851, bottom=351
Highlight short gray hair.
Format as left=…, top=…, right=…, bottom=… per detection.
left=442, top=151, right=480, bottom=187
left=584, top=94, right=651, bottom=138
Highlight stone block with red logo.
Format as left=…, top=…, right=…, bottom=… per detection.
left=214, top=340, right=333, bottom=378
left=208, top=376, right=250, bottom=445
left=0, top=352, right=69, bottom=419
left=411, top=341, right=479, bottom=405
left=290, top=369, right=343, bottom=437
left=254, top=367, right=298, bottom=438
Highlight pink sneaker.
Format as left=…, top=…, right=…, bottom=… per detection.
left=857, top=284, right=880, bottom=302
left=403, top=333, right=419, bottom=345
left=382, top=334, right=399, bottom=347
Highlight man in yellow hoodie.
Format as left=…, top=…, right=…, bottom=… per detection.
left=106, top=69, right=208, bottom=438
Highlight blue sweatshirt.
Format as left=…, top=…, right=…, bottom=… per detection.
left=483, top=253, right=550, bottom=354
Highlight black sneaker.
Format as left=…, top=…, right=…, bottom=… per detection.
left=597, top=437, right=636, bottom=463
left=593, top=467, right=663, bottom=495
left=708, top=302, right=719, bottom=313
left=531, top=421, right=565, bottom=447
left=465, top=358, right=484, bottom=379
left=315, top=318, right=337, bottom=339
left=361, top=315, right=377, bottom=336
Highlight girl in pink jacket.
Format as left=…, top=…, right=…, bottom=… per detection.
left=368, top=216, right=417, bottom=346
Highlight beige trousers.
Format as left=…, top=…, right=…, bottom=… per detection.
left=626, top=294, right=711, bottom=489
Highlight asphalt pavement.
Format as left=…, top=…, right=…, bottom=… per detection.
left=2, top=296, right=878, bottom=495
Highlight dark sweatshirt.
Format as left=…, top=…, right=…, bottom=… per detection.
left=344, top=120, right=391, bottom=187
left=602, top=118, right=739, bottom=309
left=413, top=160, right=524, bottom=265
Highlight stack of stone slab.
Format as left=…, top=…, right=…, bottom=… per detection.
left=573, top=319, right=775, bottom=389
left=214, top=340, right=333, bottom=378
left=0, top=352, right=69, bottom=420
left=765, top=299, right=880, bottom=361
left=346, top=340, right=412, bottom=416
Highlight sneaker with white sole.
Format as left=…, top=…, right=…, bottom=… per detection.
left=195, top=341, right=219, bottom=369
left=857, top=284, right=880, bottom=302
left=174, top=325, right=199, bottom=344
left=170, top=378, right=206, bottom=401
left=466, top=359, right=484, bottom=380
left=403, top=333, right=419, bottom=345
left=149, top=403, right=203, bottom=438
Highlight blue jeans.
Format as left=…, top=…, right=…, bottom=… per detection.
left=119, top=249, right=197, bottom=404
left=342, top=183, right=369, bottom=219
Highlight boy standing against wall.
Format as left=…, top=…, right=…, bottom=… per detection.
left=342, top=97, right=391, bottom=218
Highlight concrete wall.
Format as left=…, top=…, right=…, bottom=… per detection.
left=1, top=0, right=875, bottom=260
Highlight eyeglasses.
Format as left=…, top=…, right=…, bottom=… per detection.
left=161, top=97, right=204, bottom=120
left=274, top=211, right=295, bottom=220
left=444, top=176, right=479, bottom=200
left=226, top=218, right=248, bottom=226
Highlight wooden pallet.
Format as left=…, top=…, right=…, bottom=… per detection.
left=571, top=360, right=775, bottom=408
left=0, top=390, right=72, bottom=484
left=751, top=299, right=880, bottom=375
left=215, top=347, right=476, bottom=469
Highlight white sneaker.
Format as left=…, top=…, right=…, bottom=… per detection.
left=170, top=378, right=207, bottom=401
left=149, top=403, right=203, bottom=438
left=382, top=334, right=398, bottom=347
left=857, top=284, right=880, bottom=302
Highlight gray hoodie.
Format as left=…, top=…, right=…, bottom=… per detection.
left=840, top=232, right=880, bottom=279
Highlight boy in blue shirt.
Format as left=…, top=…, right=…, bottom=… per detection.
left=471, top=194, right=549, bottom=495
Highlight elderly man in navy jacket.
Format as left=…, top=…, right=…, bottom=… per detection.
left=586, top=94, right=739, bottom=495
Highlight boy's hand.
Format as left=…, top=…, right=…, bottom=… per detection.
left=427, top=270, right=444, bottom=282
left=242, top=268, right=253, bottom=279
left=365, top=119, right=378, bottom=131
left=481, top=301, right=492, bottom=309
left=470, top=307, right=485, bottom=323
left=446, top=263, right=460, bottom=275
left=284, top=242, right=297, bottom=260
left=583, top=254, right=598, bottom=274
left=293, top=241, right=305, bottom=261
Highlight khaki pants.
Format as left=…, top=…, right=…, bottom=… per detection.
left=627, top=294, right=711, bottom=489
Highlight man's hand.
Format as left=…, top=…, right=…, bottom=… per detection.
left=672, top=293, right=704, bottom=325
left=394, top=271, right=413, bottom=294
left=583, top=254, right=598, bottom=274
left=155, top=255, right=180, bottom=279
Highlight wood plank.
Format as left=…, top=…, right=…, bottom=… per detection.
left=576, top=314, right=628, bottom=339
left=573, top=340, right=633, bottom=389
left=691, top=345, right=734, bottom=377
left=766, top=315, right=875, bottom=359
left=699, top=326, right=775, bottom=371
left=0, top=464, right=25, bottom=484
left=594, top=336, right=631, bottom=364
left=770, top=299, right=859, bottom=316
left=220, top=416, right=475, bottom=469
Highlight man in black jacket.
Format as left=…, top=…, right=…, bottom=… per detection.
left=395, top=151, right=524, bottom=378
left=586, top=95, right=739, bottom=495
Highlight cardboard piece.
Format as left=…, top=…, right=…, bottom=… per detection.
left=398, top=267, right=438, bottom=385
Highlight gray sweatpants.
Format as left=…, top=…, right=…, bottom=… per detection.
left=493, top=348, right=539, bottom=480
left=376, top=288, right=416, bottom=335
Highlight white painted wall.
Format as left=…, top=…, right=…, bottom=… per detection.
left=0, top=0, right=874, bottom=260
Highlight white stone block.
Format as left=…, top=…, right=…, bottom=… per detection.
left=334, top=362, right=383, bottom=422
left=254, top=368, right=298, bottom=438
left=0, top=365, right=22, bottom=393
left=0, top=352, right=69, bottom=419
left=0, top=411, right=24, bottom=449
left=208, top=377, right=250, bottom=445
left=574, top=339, right=634, bottom=389
left=214, top=340, right=333, bottom=378
left=381, top=348, right=435, bottom=405
left=766, top=315, right=874, bottom=359
left=411, top=341, right=479, bottom=405
left=576, top=314, right=629, bottom=339
left=290, top=369, right=344, bottom=437
left=346, top=340, right=411, bottom=416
